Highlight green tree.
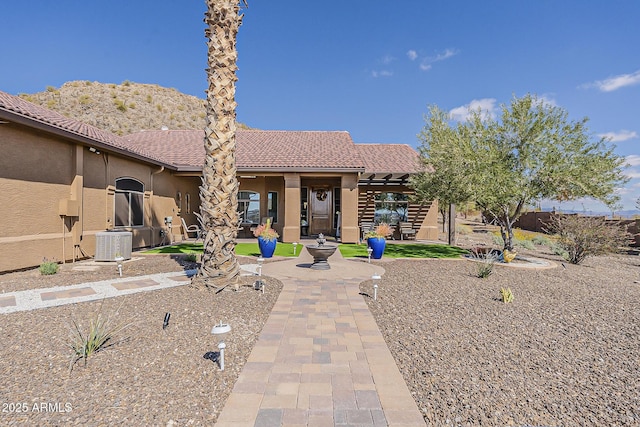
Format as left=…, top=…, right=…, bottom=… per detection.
left=410, top=94, right=628, bottom=251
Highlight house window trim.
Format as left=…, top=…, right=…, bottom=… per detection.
left=114, top=177, right=145, bottom=228
left=267, top=191, right=278, bottom=224
left=238, top=191, right=261, bottom=224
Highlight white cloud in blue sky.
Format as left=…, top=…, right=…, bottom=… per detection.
left=449, top=98, right=497, bottom=122
left=406, top=50, right=418, bottom=61
left=371, top=70, right=393, bottom=78
left=418, top=48, right=459, bottom=72
left=625, top=154, right=640, bottom=167
left=598, top=130, right=638, bottom=142
left=583, top=69, right=640, bottom=92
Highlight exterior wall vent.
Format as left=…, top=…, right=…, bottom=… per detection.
left=95, top=231, right=132, bottom=261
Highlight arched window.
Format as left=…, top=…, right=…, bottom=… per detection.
left=176, top=191, right=182, bottom=213
left=238, top=191, right=260, bottom=224
left=115, top=178, right=144, bottom=227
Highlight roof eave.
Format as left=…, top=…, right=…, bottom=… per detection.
left=0, top=109, right=177, bottom=171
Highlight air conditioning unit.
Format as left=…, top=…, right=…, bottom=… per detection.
left=95, top=231, right=132, bottom=261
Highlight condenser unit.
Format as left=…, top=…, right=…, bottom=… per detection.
left=95, top=231, right=132, bottom=261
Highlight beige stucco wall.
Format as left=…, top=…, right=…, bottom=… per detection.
left=0, top=123, right=199, bottom=272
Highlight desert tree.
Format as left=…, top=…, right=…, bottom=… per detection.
left=410, top=94, right=628, bottom=251
left=196, top=0, right=247, bottom=285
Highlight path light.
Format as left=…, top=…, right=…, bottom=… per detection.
left=163, top=312, right=171, bottom=329
left=211, top=321, right=231, bottom=371
left=114, top=255, right=125, bottom=277
left=256, top=257, right=264, bottom=276
left=367, top=247, right=373, bottom=263
left=293, top=242, right=298, bottom=255
left=372, top=274, right=381, bottom=301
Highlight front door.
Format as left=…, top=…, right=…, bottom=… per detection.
left=310, top=188, right=332, bottom=235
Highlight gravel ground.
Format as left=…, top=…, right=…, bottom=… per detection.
left=361, top=251, right=640, bottom=426
left=2, top=230, right=640, bottom=426
left=0, top=255, right=282, bottom=426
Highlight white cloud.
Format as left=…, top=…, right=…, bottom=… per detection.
left=598, top=130, right=638, bottom=142
left=432, top=48, right=458, bottom=62
left=584, top=69, right=640, bottom=92
left=381, top=55, right=395, bottom=65
left=624, top=170, right=640, bottom=179
left=407, top=50, right=418, bottom=61
left=449, top=98, right=497, bottom=122
left=417, top=48, right=459, bottom=72
left=625, top=154, right=640, bottom=167
left=372, top=70, right=393, bottom=78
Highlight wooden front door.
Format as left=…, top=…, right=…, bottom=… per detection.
left=310, top=188, right=332, bottom=235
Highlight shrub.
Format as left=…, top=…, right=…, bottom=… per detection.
left=185, top=254, right=197, bottom=263
left=500, top=287, right=514, bottom=303
left=544, top=215, right=631, bottom=264
left=68, top=301, right=132, bottom=372
left=456, top=223, right=473, bottom=235
left=39, top=259, right=59, bottom=275
left=532, top=235, right=552, bottom=246
left=514, top=238, right=535, bottom=250
left=474, top=252, right=498, bottom=278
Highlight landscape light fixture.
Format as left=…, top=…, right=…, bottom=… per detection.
left=211, top=321, right=231, bottom=371
left=372, top=274, right=381, bottom=301
left=114, top=255, right=125, bottom=277
left=163, top=312, right=171, bottom=329
left=293, top=242, right=298, bottom=255
left=367, top=247, right=373, bottom=263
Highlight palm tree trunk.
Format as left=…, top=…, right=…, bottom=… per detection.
left=196, top=0, right=245, bottom=284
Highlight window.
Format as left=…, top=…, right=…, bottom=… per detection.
left=115, top=178, right=144, bottom=227
left=267, top=192, right=278, bottom=223
left=185, top=193, right=191, bottom=214
left=374, top=192, right=408, bottom=225
left=333, top=187, right=341, bottom=228
left=238, top=191, right=260, bottom=224
left=176, top=191, right=182, bottom=213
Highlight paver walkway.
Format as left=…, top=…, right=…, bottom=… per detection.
left=1, top=245, right=427, bottom=425
left=215, top=248, right=425, bottom=426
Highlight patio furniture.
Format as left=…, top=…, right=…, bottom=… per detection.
left=399, top=222, right=416, bottom=240
left=360, top=222, right=374, bottom=242
left=181, top=217, right=202, bottom=241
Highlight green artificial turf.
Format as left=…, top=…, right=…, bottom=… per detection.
left=338, top=243, right=468, bottom=259
left=142, top=242, right=301, bottom=257
left=142, top=241, right=465, bottom=259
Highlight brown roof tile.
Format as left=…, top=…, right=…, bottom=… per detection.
left=124, top=129, right=368, bottom=172
left=0, top=90, right=171, bottom=167
left=355, top=143, right=422, bottom=174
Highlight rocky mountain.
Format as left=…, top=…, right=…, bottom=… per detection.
left=18, top=80, right=248, bottom=136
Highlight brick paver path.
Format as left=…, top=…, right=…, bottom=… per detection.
left=215, top=251, right=425, bottom=426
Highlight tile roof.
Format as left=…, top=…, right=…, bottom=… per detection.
left=355, top=143, right=422, bottom=174
left=0, top=90, right=172, bottom=167
left=125, top=129, right=368, bottom=172
left=1, top=89, right=422, bottom=175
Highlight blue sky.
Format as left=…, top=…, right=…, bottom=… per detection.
left=2, top=1, right=639, bottom=212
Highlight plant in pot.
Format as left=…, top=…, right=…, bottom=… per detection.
left=365, top=223, right=393, bottom=259
left=253, top=219, right=279, bottom=258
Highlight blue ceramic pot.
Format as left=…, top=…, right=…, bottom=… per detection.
left=367, top=237, right=386, bottom=259
left=258, top=236, right=277, bottom=258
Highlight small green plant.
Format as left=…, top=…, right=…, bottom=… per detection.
left=68, top=301, right=132, bottom=372
left=531, top=235, right=552, bottom=246
left=474, top=252, right=497, bottom=278
left=185, top=253, right=197, bottom=263
left=39, top=259, right=59, bottom=275
left=500, top=287, right=514, bottom=303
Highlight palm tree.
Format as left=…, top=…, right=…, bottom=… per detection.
left=196, top=0, right=246, bottom=284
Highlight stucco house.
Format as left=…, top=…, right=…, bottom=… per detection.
left=0, top=90, right=437, bottom=272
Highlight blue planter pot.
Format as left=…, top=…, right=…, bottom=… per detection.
left=258, top=236, right=277, bottom=258
left=367, top=237, right=386, bottom=259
